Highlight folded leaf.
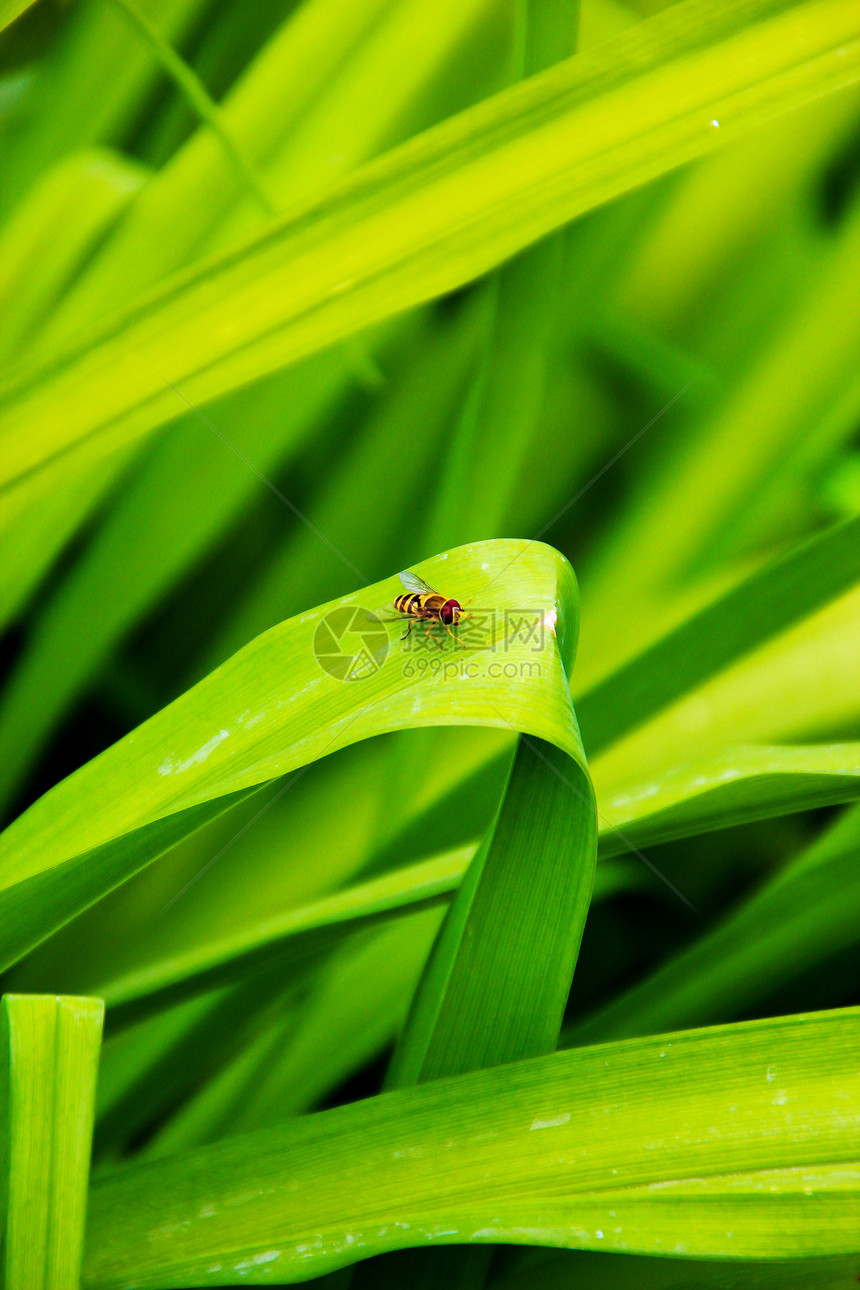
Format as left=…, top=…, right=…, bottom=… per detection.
left=90, top=740, right=860, bottom=1024
left=0, top=540, right=579, bottom=972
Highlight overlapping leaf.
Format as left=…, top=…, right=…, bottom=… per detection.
left=1, top=0, right=858, bottom=536
left=82, top=1008, right=860, bottom=1286
left=0, top=540, right=581, bottom=972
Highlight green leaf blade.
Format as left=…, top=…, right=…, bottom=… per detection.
left=0, top=540, right=579, bottom=972
left=81, top=1008, right=860, bottom=1286
left=1, top=994, right=104, bottom=1290
left=2, top=0, right=858, bottom=517
left=578, top=514, right=860, bottom=756
left=567, top=802, right=860, bottom=1045
left=389, top=737, right=596, bottom=1087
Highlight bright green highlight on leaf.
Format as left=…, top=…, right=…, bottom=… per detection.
left=0, top=994, right=104, bottom=1290
left=0, top=540, right=580, bottom=972
left=1, top=0, right=858, bottom=534
left=0, top=0, right=38, bottom=34
left=82, top=1008, right=860, bottom=1286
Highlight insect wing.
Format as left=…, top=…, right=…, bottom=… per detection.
left=398, top=569, right=438, bottom=596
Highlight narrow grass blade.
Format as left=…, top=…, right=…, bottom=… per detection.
left=577, top=512, right=860, bottom=755
left=2, top=0, right=859, bottom=514
left=0, top=0, right=208, bottom=216
left=598, top=741, right=860, bottom=853
left=369, top=737, right=860, bottom=899
left=0, top=340, right=358, bottom=812
left=0, top=148, right=148, bottom=363
left=567, top=802, right=860, bottom=1044
left=106, top=0, right=275, bottom=216
left=388, top=738, right=596, bottom=1085
left=0, top=994, right=104, bottom=1290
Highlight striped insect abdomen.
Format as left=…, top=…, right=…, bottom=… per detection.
left=395, top=592, right=447, bottom=618
left=394, top=592, right=422, bottom=615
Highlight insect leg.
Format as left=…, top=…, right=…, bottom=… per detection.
left=425, top=621, right=444, bottom=650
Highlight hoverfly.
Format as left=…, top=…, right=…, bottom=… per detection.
left=392, top=570, right=466, bottom=648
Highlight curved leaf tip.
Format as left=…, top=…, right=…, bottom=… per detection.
left=0, top=539, right=583, bottom=973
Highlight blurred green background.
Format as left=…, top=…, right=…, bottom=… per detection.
left=1, top=0, right=860, bottom=1281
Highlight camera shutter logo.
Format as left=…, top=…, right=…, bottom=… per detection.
left=313, top=606, right=389, bottom=681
